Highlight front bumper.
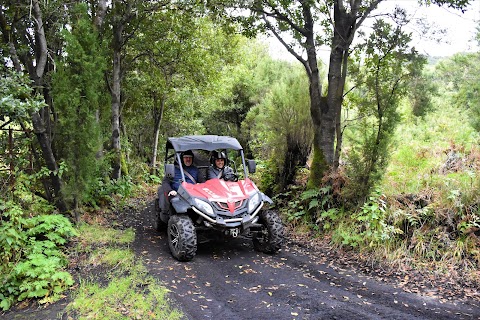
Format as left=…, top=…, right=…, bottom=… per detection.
left=192, top=202, right=263, bottom=230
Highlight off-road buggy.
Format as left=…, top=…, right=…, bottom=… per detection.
left=154, top=135, right=284, bottom=261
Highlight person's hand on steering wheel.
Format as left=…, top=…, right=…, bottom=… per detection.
left=224, top=173, right=238, bottom=182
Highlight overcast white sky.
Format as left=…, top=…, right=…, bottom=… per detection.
left=380, top=0, right=479, bottom=56
left=266, top=0, right=479, bottom=62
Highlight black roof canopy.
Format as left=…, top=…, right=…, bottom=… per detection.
left=166, top=135, right=243, bottom=152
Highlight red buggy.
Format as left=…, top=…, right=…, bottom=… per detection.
left=155, top=135, right=284, bottom=261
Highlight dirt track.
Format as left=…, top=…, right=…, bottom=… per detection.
left=2, top=199, right=479, bottom=320
left=132, top=201, right=480, bottom=320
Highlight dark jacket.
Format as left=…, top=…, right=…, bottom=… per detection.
left=208, top=165, right=234, bottom=180
left=169, top=165, right=199, bottom=191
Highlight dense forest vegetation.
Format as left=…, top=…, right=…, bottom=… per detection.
left=1, top=0, right=479, bottom=312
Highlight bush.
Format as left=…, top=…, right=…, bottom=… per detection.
left=0, top=201, right=77, bottom=310
left=83, top=175, right=136, bottom=209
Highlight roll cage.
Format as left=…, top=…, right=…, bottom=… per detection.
left=164, top=135, right=255, bottom=183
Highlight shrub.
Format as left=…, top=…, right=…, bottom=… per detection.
left=0, top=201, right=77, bottom=310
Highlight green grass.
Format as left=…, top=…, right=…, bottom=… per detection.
left=69, top=273, right=182, bottom=320
left=382, top=96, right=480, bottom=196
left=85, top=248, right=136, bottom=275
left=370, top=96, right=480, bottom=272
left=76, top=223, right=135, bottom=246
left=312, top=90, right=480, bottom=283
left=383, top=144, right=440, bottom=194
left=66, top=223, right=182, bottom=319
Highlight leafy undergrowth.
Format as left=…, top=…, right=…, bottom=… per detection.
left=276, top=96, right=480, bottom=303
left=0, top=200, right=77, bottom=311
left=1, top=182, right=182, bottom=319
left=278, top=146, right=480, bottom=303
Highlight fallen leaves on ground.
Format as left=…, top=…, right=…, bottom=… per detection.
left=285, top=226, right=480, bottom=303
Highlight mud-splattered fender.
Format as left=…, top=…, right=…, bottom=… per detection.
left=261, top=193, right=273, bottom=204
left=170, top=197, right=191, bottom=213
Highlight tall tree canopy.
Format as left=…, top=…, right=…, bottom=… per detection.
left=1, top=0, right=70, bottom=211
left=123, top=12, right=239, bottom=171
left=0, top=0, right=239, bottom=211
left=211, top=0, right=472, bottom=187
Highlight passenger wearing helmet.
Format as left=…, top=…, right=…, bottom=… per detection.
left=167, top=150, right=199, bottom=197
left=208, top=151, right=236, bottom=181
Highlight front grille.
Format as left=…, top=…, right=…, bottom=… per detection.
left=212, top=199, right=246, bottom=213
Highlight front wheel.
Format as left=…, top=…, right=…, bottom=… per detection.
left=253, top=210, right=284, bottom=254
left=168, top=215, right=197, bottom=261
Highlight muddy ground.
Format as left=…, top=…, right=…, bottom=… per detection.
left=2, top=198, right=480, bottom=319
left=132, top=200, right=480, bottom=320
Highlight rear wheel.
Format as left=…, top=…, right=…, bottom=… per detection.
left=253, top=210, right=284, bottom=254
left=168, top=215, right=197, bottom=261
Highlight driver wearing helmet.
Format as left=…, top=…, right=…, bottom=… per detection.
left=208, top=151, right=236, bottom=181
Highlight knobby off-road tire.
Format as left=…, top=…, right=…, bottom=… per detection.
left=253, top=210, right=284, bottom=254
left=168, top=215, right=197, bottom=261
left=153, top=198, right=166, bottom=231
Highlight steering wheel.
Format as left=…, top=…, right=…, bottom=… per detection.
left=224, top=172, right=238, bottom=182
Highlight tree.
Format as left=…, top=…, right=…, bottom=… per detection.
left=213, top=0, right=384, bottom=186
left=0, top=69, right=46, bottom=195
left=51, top=3, right=107, bottom=218
left=344, top=17, right=426, bottom=202
left=247, top=63, right=313, bottom=193
left=1, top=0, right=68, bottom=212
left=212, top=0, right=471, bottom=188
left=203, top=40, right=275, bottom=157
left=123, top=11, right=238, bottom=172
left=0, top=70, right=45, bottom=122
left=102, top=0, right=228, bottom=178
left=94, top=0, right=164, bottom=180
left=108, top=0, right=138, bottom=180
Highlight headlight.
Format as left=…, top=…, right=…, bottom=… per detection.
left=247, top=192, right=261, bottom=214
left=193, top=199, right=214, bottom=216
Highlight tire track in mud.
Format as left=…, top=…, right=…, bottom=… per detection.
left=130, top=201, right=480, bottom=320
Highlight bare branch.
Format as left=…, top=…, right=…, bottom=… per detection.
left=262, top=15, right=309, bottom=72
left=252, top=2, right=308, bottom=36
left=356, top=0, right=384, bottom=28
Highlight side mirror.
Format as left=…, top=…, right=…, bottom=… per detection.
left=165, top=164, right=175, bottom=178
left=247, top=159, right=256, bottom=174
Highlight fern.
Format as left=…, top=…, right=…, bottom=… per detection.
left=356, top=190, right=403, bottom=247
left=0, top=200, right=77, bottom=310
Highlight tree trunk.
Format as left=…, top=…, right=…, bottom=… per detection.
left=94, top=0, right=108, bottom=29
left=151, top=94, right=166, bottom=173
left=19, top=121, right=53, bottom=201
left=301, top=3, right=329, bottom=188
left=30, top=0, right=67, bottom=212
left=327, top=1, right=358, bottom=171
left=327, top=45, right=346, bottom=170
left=111, top=8, right=123, bottom=180
left=31, top=111, right=67, bottom=212
left=92, top=0, right=107, bottom=163
left=110, top=0, right=138, bottom=180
